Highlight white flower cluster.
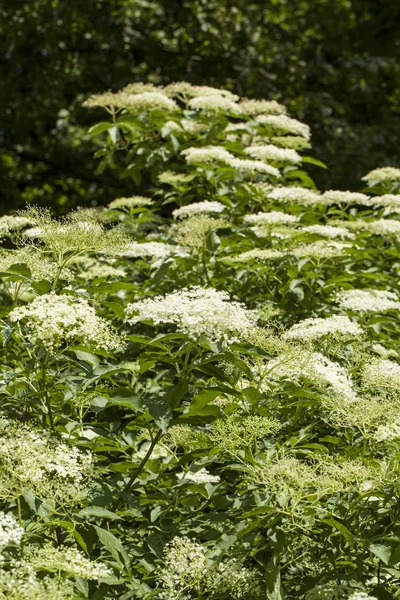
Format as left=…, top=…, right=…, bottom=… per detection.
left=362, top=166, right=400, bottom=185
left=362, top=358, right=400, bottom=391
left=177, top=468, right=220, bottom=485
left=306, top=584, right=375, bottom=600
left=182, top=146, right=235, bottom=165
left=240, top=99, right=286, bottom=116
left=301, top=224, right=354, bottom=239
left=188, top=95, right=241, bottom=114
left=267, top=186, right=321, bottom=206
left=158, top=171, right=195, bottom=186
left=164, top=82, right=239, bottom=100
left=256, top=114, right=311, bottom=139
left=291, top=241, right=350, bottom=259
left=126, top=287, right=259, bottom=344
left=28, top=545, right=112, bottom=580
left=283, top=316, right=363, bottom=341
left=182, top=146, right=280, bottom=177
left=0, top=562, right=73, bottom=600
left=108, top=196, right=154, bottom=210
left=124, top=91, right=178, bottom=111
left=157, top=536, right=207, bottom=597
left=157, top=537, right=261, bottom=600
left=322, top=190, right=371, bottom=206
left=224, top=249, right=285, bottom=265
left=0, top=423, right=93, bottom=502
left=122, top=241, right=188, bottom=261
left=0, top=248, right=60, bottom=282
left=172, top=201, right=226, bottom=219
left=374, top=423, right=400, bottom=443
left=364, top=219, right=400, bottom=236
left=265, top=351, right=357, bottom=403
left=0, top=215, right=33, bottom=231
left=0, top=513, right=24, bottom=549
left=230, top=158, right=280, bottom=176
left=243, top=211, right=298, bottom=226
left=244, top=144, right=301, bottom=163
left=370, top=193, right=400, bottom=214
left=336, top=289, right=400, bottom=313
left=214, top=558, right=262, bottom=600
left=9, top=293, right=121, bottom=353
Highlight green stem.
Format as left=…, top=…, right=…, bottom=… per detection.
left=114, top=429, right=163, bottom=509
left=41, top=359, right=55, bottom=431
left=17, top=496, right=22, bottom=527
left=201, top=243, right=212, bottom=286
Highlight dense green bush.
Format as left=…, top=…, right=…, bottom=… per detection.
left=1, top=82, right=400, bottom=598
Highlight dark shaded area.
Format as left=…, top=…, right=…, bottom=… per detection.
left=1, top=0, right=400, bottom=213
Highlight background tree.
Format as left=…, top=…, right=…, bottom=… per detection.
left=1, top=0, right=400, bottom=212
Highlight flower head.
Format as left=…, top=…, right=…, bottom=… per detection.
left=336, top=289, right=400, bottom=313
left=9, top=293, right=121, bottom=354
left=126, top=287, right=258, bottom=344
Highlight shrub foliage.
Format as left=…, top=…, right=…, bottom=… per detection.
left=1, top=83, right=400, bottom=598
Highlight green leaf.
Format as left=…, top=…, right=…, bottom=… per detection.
left=94, top=525, right=131, bottom=573
left=322, top=518, right=355, bottom=546
left=266, top=557, right=285, bottom=600
left=88, top=122, right=114, bottom=136
left=370, top=543, right=392, bottom=565
left=77, top=507, right=122, bottom=521
left=145, top=396, right=172, bottom=431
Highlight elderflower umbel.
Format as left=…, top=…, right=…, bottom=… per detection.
left=362, top=166, right=400, bottom=185
left=243, top=211, right=298, bottom=226
left=283, top=316, right=363, bottom=342
left=170, top=215, right=228, bottom=248
left=291, top=240, right=350, bottom=259
left=223, top=248, right=286, bottom=265
left=301, top=224, right=354, bottom=239
left=240, top=98, right=286, bottom=116
left=322, top=190, right=372, bottom=206
left=267, top=186, right=322, bottom=206
left=0, top=562, right=73, bottom=600
left=108, top=196, right=154, bottom=210
left=126, top=287, right=258, bottom=344
left=182, top=146, right=235, bottom=165
left=244, top=144, right=301, bottom=164
left=369, top=193, right=400, bottom=214
left=364, top=219, right=400, bottom=236
left=164, top=82, right=239, bottom=100
left=229, top=158, right=280, bottom=177
left=19, top=206, right=130, bottom=257
left=188, top=95, right=241, bottom=114
left=256, top=114, right=311, bottom=139
left=0, top=513, right=24, bottom=549
left=9, top=293, right=121, bottom=354
left=121, top=241, right=188, bottom=261
left=336, top=289, right=400, bottom=313
left=124, top=92, right=178, bottom=111
left=177, top=468, right=220, bottom=485
left=0, top=215, right=33, bottom=231
left=264, top=351, right=357, bottom=403
left=0, top=422, right=93, bottom=503
left=157, top=537, right=207, bottom=596
left=0, top=248, right=62, bottom=281
left=158, top=171, right=195, bottom=186
left=28, top=546, right=112, bottom=580
left=214, top=558, right=262, bottom=600
left=362, top=358, right=400, bottom=391
left=172, top=201, right=225, bottom=219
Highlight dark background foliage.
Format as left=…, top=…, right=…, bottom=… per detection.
left=1, top=0, right=400, bottom=213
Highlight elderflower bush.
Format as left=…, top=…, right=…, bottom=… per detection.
left=1, top=82, right=400, bottom=598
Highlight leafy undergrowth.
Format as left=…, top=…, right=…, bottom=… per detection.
left=1, top=82, right=400, bottom=598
